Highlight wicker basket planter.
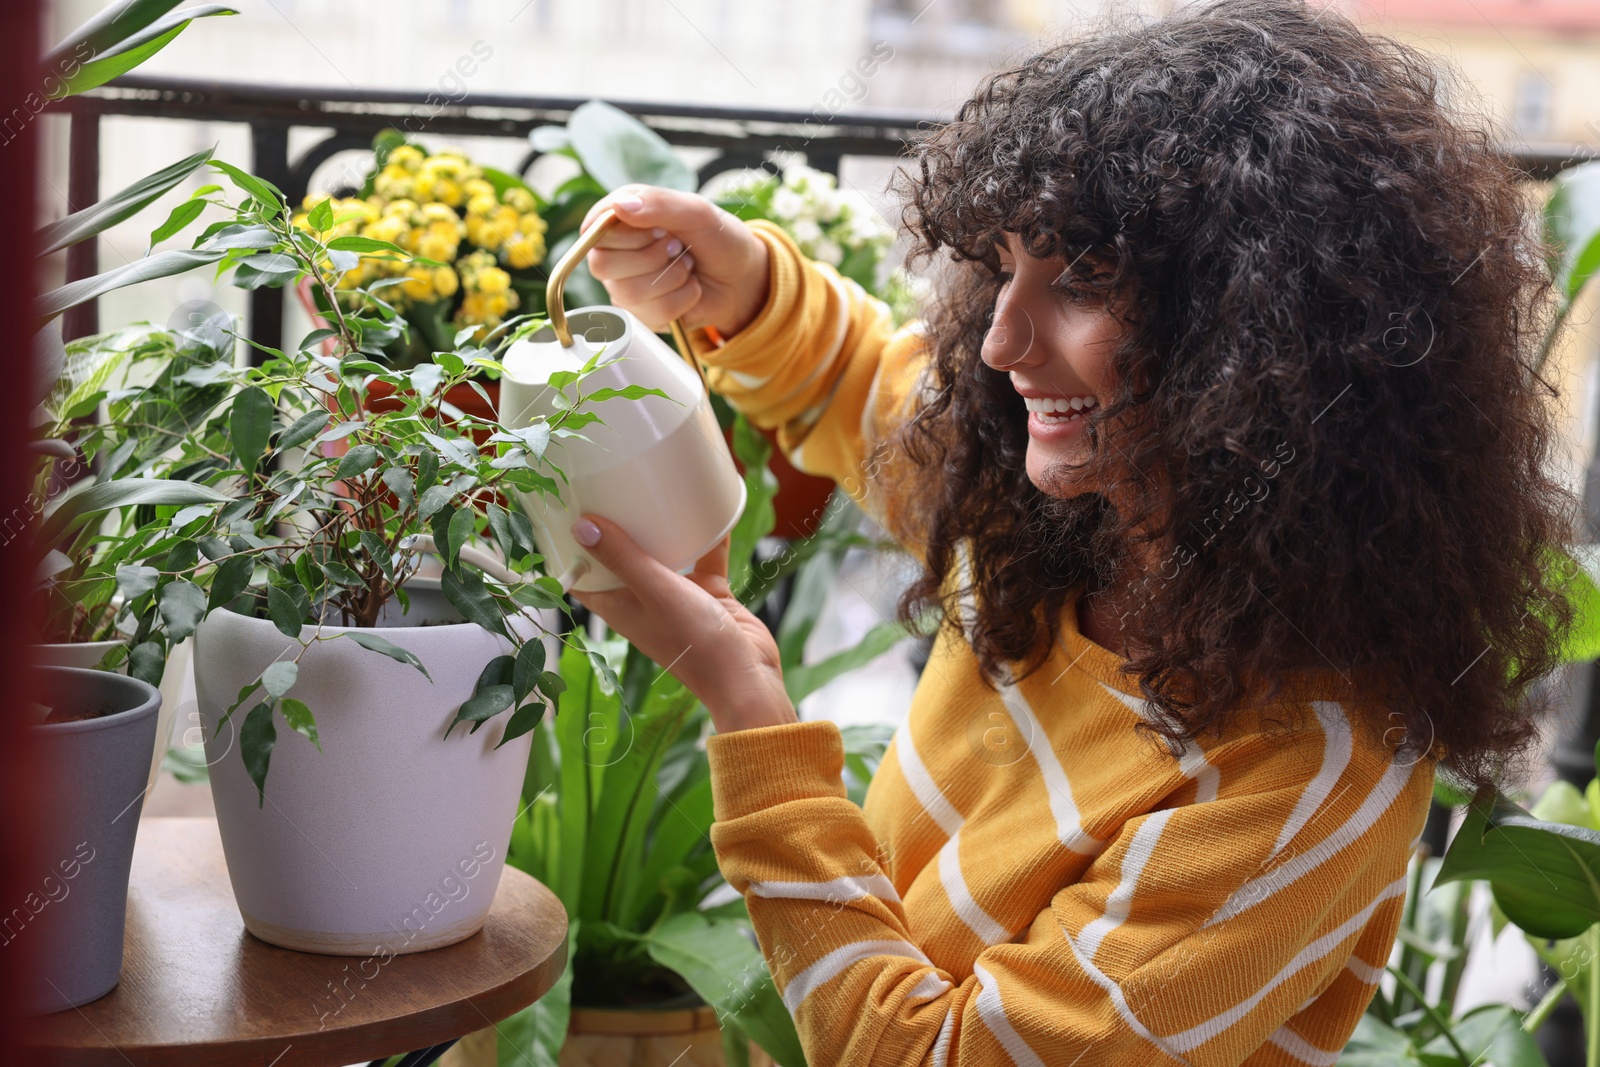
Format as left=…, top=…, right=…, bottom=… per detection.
left=442, top=1000, right=778, bottom=1067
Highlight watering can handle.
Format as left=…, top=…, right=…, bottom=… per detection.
left=546, top=207, right=707, bottom=390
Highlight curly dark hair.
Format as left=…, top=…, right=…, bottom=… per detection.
left=886, top=0, right=1578, bottom=788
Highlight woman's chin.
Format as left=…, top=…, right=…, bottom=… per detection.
left=1027, top=448, right=1091, bottom=499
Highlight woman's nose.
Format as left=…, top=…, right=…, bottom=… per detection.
left=980, top=298, right=1038, bottom=370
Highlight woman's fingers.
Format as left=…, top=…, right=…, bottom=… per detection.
left=587, top=234, right=688, bottom=285
left=690, top=533, right=732, bottom=589
left=615, top=277, right=704, bottom=333
left=569, top=514, right=682, bottom=604
left=582, top=183, right=720, bottom=236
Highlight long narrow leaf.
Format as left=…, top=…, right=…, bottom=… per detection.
left=37, top=248, right=225, bottom=322
left=642, top=912, right=807, bottom=1067
left=37, top=478, right=230, bottom=552
left=45, top=0, right=183, bottom=69
left=55, top=8, right=238, bottom=98
left=784, top=618, right=908, bottom=705
left=554, top=641, right=597, bottom=916
left=581, top=680, right=699, bottom=925
left=38, top=149, right=214, bottom=255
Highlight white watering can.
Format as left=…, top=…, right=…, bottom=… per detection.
left=498, top=208, right=747, bottom=594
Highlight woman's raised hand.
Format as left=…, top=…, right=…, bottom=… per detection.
left=581, top=183, right=770, bottom=337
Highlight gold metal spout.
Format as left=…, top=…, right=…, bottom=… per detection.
left=545, top=207, right=707, bottom=392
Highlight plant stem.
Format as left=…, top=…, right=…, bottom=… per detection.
left=1388, top=967, right=1473, bottom=1064
left=1588, top=924, right=1599, bottom=1067
left=1522, top=978, right=1566, bottom=1034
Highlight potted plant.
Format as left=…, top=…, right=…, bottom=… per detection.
left=31, top=322, right=238, bottom=797
left=28, top=0, right=241, bottom=787
left=289, top=135, right=552, bottom=371
left=105, top=157, right=664, bottom=958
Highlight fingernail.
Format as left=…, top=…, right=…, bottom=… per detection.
left=571, top=518, right=601, bottom=546
left=652, top=227, right=667, bottom=239
left=614, top=195, right=644, bottom=212
left=665, top=237, right=683, bottom=257
left=680, top=253, right=695, bottom=272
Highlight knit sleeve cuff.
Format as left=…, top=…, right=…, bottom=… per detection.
left=686, top=219, right=805, bottom=374
left=705, top=718, right=848, bottom=822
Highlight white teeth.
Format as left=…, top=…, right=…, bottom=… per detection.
left=1023, top=395, right=1097, bottom=416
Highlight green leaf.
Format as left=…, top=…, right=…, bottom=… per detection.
left=445, top=684, right=515, bottom=739
left=115, top=564, right=160, bottom=602
left=306, top=197, right=334, bottom=232
left=147, top=197, right=206, bottom=248
left=641, top=912, right=806, bottom=1067
left=495, top=701, right=545, bottom=750
left=334, top=443, right=380, bottom=480
left=261, top=660, right=298, bottom=699
left=1436, top=789, right=1600, bottom=939
left=265, top=584, right=305, bottom=639
left=728, top=413, right=778, bottom=597
left=381, top=466, right=416, bottom=511
left=417, top=483, right=453, bottom=518
left=229, top=386, right=274, bottom=472
left=1417, top=1004, right=1547, bottom=1067
left=157, top=579, right=206, bottom=642
left=127, top=641, right=165, bottom=687
left=37, top=148, right=214, bottom=255
left=37, top=248, right=226, bottom=321
left=240, top=700, right=278, bottom=804
left=40, top=478, right=231, bottom=551
left=513, top=639, right=546, bottom=703
left=279, top=697, right=320, bottom=751
left=440, top=567, right=509, bottom=637
left=448, top=507, right=474, bottom=566
left=276, top=411, right=330, bottom=453
left=202, top=223, right=279, bottom=251
left=785, top=618, right=907, bottom=704
left=207, top=554, right=253, bottom=611
left=55, top=7, right=238, bottom=98
left=1336, top=1014, right=1416, bottom=1066
left=567, top=99, right=697, bottom=192
left=343, top=630, right=432, bottom=680
left=326, top=234, right=410, bottom=256
left=210, top=159, right=285, bottom=213
left=582, top=384, right=671, bottom=404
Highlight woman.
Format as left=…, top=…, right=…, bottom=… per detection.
left=563, top=0, right=1576, bottom=1062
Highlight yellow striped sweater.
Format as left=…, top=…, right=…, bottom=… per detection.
left=694, top=220, right=1435, bottom=1066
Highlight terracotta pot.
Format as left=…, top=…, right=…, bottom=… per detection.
left=440, top=1002, right=777, bottom=1067
left=723, top=423, right=836, bottom=541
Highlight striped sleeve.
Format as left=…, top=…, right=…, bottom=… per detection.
left=705, top=718, right=1432, bottom=1066
left=687, top=218, right=934, bottom=557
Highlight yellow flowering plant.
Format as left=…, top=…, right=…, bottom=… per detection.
left=290, top=134, right=551, bottom=369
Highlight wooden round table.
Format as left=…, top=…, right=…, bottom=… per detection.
left=23, top=817, right=569, bottom=1067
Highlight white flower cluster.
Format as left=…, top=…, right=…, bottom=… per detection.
left=729, top=164, right=897, bottom=284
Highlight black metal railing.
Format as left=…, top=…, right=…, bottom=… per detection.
left=52, top=74, right=935, bottom=348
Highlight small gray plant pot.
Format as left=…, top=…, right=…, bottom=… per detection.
left=20, top=666, right=160, bottom=1015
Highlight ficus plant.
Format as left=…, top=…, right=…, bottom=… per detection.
left=112, top=158, right=667, bottom=801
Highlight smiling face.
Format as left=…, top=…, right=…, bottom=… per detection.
left=980, top=232, right=1126, bottom=499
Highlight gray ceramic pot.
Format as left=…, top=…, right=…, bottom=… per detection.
left=20, top=666, right=160, bottom=1015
